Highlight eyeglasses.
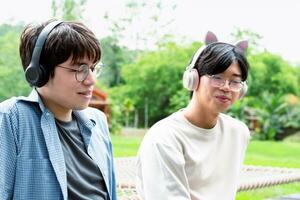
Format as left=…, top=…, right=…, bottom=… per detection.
left=57, top=62, right=104, bottom=82
left=206, top=74, right=245, bottom=92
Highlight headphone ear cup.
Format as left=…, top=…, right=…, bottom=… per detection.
left=183, top=68, right=200, bottom=91
left=36, top=64, right=49, bottom=87
left=25, top=63, right=49, bottom=87
left=239, top=82, right=248, bottom=99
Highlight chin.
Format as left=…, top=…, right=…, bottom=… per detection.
left=216, top=106, right=230, bottom=113
left=73, top=104, right=89, bottom=111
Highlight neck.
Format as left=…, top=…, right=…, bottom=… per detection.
left=50, top=107, right=73, bottom=122
left=37, top=89, right=73, bottom=122
left=183, top=98, right=219, bottom=129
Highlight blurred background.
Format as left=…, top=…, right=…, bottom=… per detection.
left=0, top=0, right=299, bottom=199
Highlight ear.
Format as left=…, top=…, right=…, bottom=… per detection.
left=235, top=40, right=248, bottom=54
left=205, top=31, right=218, bottom=45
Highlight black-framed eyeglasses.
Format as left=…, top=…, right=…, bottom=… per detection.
left=206, top=74, right=245, bottom=92
left=57, top=62, right=104, bottom=82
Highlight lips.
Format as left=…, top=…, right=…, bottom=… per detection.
left=78, top=90, right=93, bottom=98
left=215, top=95, right=231, bottom=103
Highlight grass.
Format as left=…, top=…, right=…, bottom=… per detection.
left=111, top=134, right=300, bottom=200
left=244, top=140, right=300, bottom=168
left=236, top=183, right=300, bottom=200
left=111, top=134, right=143, bottom=157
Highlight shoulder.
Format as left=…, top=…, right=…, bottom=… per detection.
left=148, top=113, right=180, bottom=136
left=142, top=112, right=184, bottom=149
left=0, top=97, right=38, bottom=135
left=220, top=113, right=248, bottom=128
left=220, top=113, right=250, bottom=140
left=0, top=96, right=38, bottom=116
left=0, top=97, right=18, bottom=114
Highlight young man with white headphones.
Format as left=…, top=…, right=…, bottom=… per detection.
left=136, top=31, right=250, bottom=200
left=0, top=19, right=116, bottom=199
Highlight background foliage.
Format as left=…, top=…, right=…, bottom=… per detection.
left=0, top=0, right=300, bottom=140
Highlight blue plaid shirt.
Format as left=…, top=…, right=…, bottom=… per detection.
left=0, top=89, right=117, bottom=200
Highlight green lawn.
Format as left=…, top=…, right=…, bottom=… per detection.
left=244, top=141, right=300, bottom=168
left=111, top=134, right=143, bottom=157
left=111, top=134, right=300, bottom=200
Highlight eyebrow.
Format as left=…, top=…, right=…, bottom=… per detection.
left=217, top=73, right=242, bottom=78
left=70, top=62, right=89, bottom=70
left=232, top=73, right=242, bottom=78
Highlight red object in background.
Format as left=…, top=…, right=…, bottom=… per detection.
left=89, top=87, right=110, bottom=119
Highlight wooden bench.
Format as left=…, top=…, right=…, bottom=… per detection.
left=115, top=157, right=300, bottom=200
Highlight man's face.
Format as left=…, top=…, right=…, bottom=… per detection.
left=195, top=61, right=243, bottom=114
left=38, top=56, right=96, bottom=115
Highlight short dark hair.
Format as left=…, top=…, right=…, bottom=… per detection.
left=19, top=19, right=101, bottom=77
left=194, top=42, right=249, bottom=81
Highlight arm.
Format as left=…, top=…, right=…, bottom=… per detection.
left=137, top=136, right=191, bottom=200
left=0, top=112, right=17, bottom=199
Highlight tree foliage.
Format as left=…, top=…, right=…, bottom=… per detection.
left=99, top=36, right=136, bottom=87
left=247, top=52, right=299, bottom=97
left=107, top=36, right=300, bottom=139
left=0, top=24, right=31, bottom=101
left=51, top=0, right=87, bottom=20
left=110, top=42, right=200, bottom=126
left=1, top=4, right=300, bottom=139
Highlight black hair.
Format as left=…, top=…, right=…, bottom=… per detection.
left=19, top=19, right=101, bottom=78
left=194, top=42, right=249, bottom=81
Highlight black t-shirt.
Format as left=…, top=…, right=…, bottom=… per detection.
left=55, top=116, right=109, bottom=200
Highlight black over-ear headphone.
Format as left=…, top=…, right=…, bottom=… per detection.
left=25, top=20, right=63, bottom=87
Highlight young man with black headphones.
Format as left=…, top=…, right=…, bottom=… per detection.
left=136, top=31, right=250, bottom=200
left=0, top=19, right=116, bottom=200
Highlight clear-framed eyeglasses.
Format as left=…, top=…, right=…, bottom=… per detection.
left=57, top=62, right=104, bottom=82
left=205, top=74, right=245, bottom=92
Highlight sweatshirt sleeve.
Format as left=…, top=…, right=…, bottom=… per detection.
left=136, top=130, right=191, bottom=200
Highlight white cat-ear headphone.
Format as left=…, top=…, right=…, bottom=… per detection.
left=182, top=45, right=205, bottom=91
left=182, top=31, right=248, bottom=99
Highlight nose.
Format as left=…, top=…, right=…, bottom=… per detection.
left=220, top=80, right=231, bottom=91
left=82, top=70, right=96, bottom=86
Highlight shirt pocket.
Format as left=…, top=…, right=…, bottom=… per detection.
left=14, top=158, right=62, bottom=200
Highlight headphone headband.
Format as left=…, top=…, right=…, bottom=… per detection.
left=186, top=45, right=206, bottom=71
left=25, top=20, right=63, bottom=87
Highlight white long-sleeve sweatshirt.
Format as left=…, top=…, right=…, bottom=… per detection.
left=136, top=110, right=250, bottom=200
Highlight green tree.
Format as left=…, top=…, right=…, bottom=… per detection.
left=0, top=25, right=30, bottom=101
left=111, top=41, right=200, bottom=127
left=51, top=0, right=87, bottom=20
left=247, top=52, right=299, bottom=97
left=100, top=36, right=137, bottom=87
left=122, top=98, right=135, bottom=127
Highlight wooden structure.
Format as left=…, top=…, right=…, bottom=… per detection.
left=89, top=87, right=110, bottom=118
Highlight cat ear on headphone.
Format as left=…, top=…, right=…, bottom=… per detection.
left=235, top=40, right=248, bottom=54
left=205, top=31, right=218, bottom=45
